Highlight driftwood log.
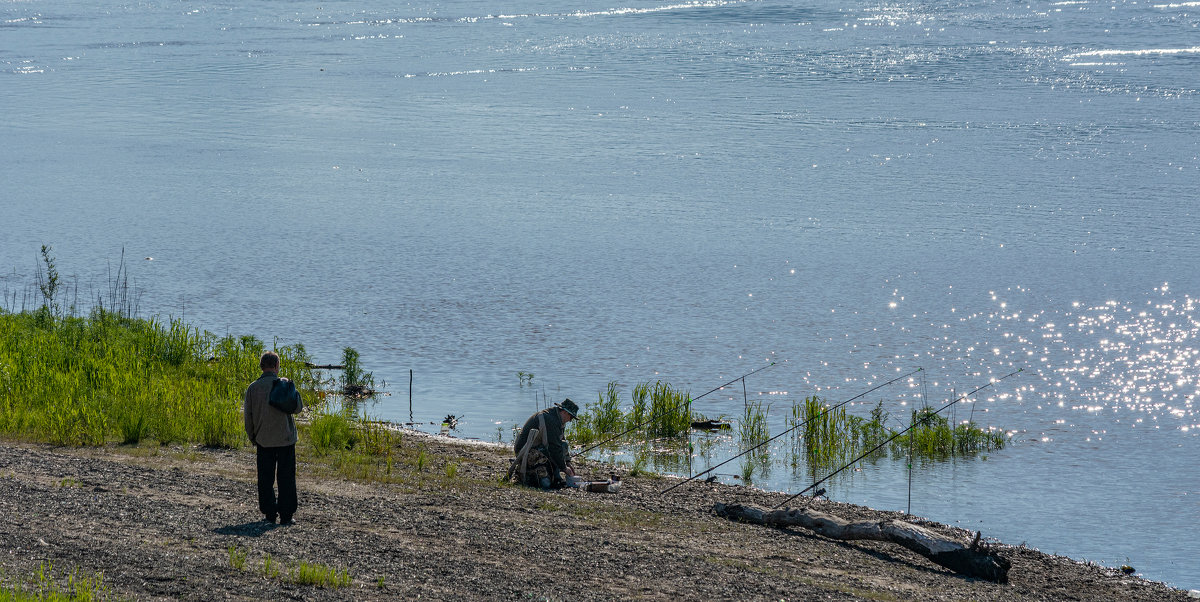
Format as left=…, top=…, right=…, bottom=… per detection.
left=713, top=503, right=1010, bottom=583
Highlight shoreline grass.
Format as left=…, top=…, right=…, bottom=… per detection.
left=3, top=251, right=1007, bottom=495
left=0, top=248, right=403, bottom=459
left=0, top=308, right=323, bottom=448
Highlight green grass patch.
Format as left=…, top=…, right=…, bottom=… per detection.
left=260, top=554, right=280, bottom=580
left=0, top=563, right=113, bottom=602
left=287, top=561, right=351, bottom=588
left=3, top=253, right=458, bottom=492
left=227, top=545, right=249, bottom=571
left=0, top=249, right=336, bottom=449
left=307, top=410, right=357, bottom=455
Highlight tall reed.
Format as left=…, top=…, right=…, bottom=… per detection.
left=591, top=381, right=624, bottom=435
left=797, top=396, right=859, bottom=466
left=628, top=382, right=649, bottom=429
left=646, top=381, right=693, bottom=438
left=739, top=400, right=770, bottom=451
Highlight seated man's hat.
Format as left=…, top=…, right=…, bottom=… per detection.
left=555, top=398, right=579, bottom=418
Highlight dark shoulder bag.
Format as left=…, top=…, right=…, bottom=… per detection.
left=268, top=378, right=302, bottom=414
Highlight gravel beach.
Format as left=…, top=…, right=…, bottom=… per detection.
left=0, top=433, right=1191, bottom=601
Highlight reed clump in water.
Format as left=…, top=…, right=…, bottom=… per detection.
left=739, top=400, right=770, bottom=451
left=797, top=397, right=853, bottom=465
left=901, top=407, right=1007, bottom=457
left=340, top=346, right=377, bottom=398
left=646, top=381, right=694, bottom=438
left=790, top=397, right=1007, bottom=465
left=568, top=380, right=701, bottom=445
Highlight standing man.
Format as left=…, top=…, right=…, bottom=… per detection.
left=511, top=398, right=578, bottom=488
left=244, top=351, right=303, bottom=525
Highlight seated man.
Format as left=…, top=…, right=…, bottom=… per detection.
left=509, top=399, right=578, bottom=488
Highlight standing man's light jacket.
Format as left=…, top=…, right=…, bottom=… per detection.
left=244, top=372, right=301, bottom=447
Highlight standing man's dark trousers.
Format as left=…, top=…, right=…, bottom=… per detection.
left=256, top=444, right=297, bottom=523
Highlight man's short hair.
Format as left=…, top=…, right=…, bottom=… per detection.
left=260, top=351, right=281, bottom=371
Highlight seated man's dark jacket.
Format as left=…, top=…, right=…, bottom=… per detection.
left=513, top=407, right=570, bottom=473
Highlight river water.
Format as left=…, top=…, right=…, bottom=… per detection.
left=2, top=0, right=1198, bottom=589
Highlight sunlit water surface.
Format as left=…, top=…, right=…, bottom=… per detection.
left=2, top=0, right=1198, bottom=589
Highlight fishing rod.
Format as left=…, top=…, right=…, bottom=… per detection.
left=660, top=367, right=923, bottom=495
left=573, top=362, right=778, bottom=458
left=771, top=367, right=1023, bottom=509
